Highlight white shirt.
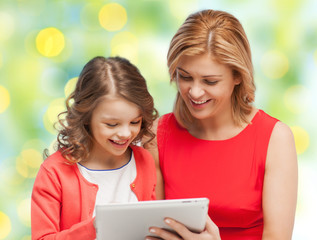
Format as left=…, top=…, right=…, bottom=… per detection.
left=77, top=153, right=138, bottom=216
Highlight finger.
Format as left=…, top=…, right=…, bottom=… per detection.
left=164, top=218, right=194, bottom=239
left=148, top=226, right=182, bottom=240
left=204, top=216, right=220, bottom=237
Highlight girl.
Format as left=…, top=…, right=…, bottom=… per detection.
left=31, top=56, right=158, bottom=239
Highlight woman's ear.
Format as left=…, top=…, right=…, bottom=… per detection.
left=233, top=70, right=242, bottom=85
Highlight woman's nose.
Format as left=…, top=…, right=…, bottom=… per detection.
left=189, top=84, right=204, bottom=99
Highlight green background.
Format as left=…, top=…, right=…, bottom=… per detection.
left=0, top=0, right=316, bottom=239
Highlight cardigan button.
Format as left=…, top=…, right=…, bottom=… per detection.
left=131, top=183, right=135, bottom=188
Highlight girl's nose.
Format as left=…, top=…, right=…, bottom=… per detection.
left=117, top=125, right=131, bottom=139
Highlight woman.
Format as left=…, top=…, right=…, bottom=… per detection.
left=145, top=9, right=297, bottom=240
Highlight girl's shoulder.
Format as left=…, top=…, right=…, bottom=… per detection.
left=41, top=150, right=73, bottom=171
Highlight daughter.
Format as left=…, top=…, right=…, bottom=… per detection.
left=31, top=56, right=158, bottom=239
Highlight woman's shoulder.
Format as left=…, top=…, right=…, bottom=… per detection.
left=252, top=109, right=280, bottom=130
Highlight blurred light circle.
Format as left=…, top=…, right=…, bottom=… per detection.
left=314, top=50, right=317, bottom=66
left=99, top=3, right=127, bottom=31
left=43, top=98, right=66, bottom=134
left=0, top=211, right=11, bottom=239
left=64, top=77, right=78, bottom=97
left=22, top=236, right=31, bottom=240
left=291, top=126, right=310, bottom=155
left=36, top=27, right=65, bottom=57
left=17, top=198, right=31, bottom=227
left=0, top=85, right=10, bottom=113
left=261, top=50, right=289, bottom=79
left=284, top=85, right=309, bottom=114
left=16, top=149, right=42, bottom=178
left=0, top=12, right=15, bottom=41
left=168, top=0, right=198, bottom=22
left=0, top=52, right=3, bottom=68
left=111, top=32, right=138, bottom=63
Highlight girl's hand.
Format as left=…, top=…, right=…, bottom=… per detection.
left=145, top=215, right=221, bottom=240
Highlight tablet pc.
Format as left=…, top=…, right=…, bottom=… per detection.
left=95, top=198, right=209, bottom=240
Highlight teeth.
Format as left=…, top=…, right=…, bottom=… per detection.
left=191, top=99, right=208, bottom=104
left=112, top=140, right=128, bottom=145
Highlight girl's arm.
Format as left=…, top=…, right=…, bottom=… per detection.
left=31, top=166, right=96, bottom=240
left=262, top=121, right=298, bottom=239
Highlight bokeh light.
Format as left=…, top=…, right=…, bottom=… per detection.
left=16, top=149, right=43, bottom=178
left=17, top=198, right=31, bottom=227
left=291, top=126, right=310, bottom=155
left=284, top=85, right=310, bottom=114
left=111, top=31, right=138, bottom=63
left=43, top=98, right=66, bottom=134
left=0, top=85, right=10, bottom=114
left=0, top=52, right=3, bottom=68
left=36, top=27, right=65, bottom=57
left=99, top=3, right=127, bottom=31
left=261, top=50, right=289, bottom=79
left=0, top=211, right=11, bottom=239
left=0, top=11, right=15, bottom=41
left=64, top=77, right=78, bottom=97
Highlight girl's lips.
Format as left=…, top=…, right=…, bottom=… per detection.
left=109, top=139, right=130, bottom=148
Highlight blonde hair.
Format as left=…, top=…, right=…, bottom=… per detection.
left=167, top=9, right=255, bottom=127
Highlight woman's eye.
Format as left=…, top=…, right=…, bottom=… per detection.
left=204, top=79, right=218, bottom=85
left=178, top=73, right=192, bottom=81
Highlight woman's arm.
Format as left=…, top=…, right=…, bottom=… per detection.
left=262, top=121, right=298, bottom=239
left=143, top=118, right=165, bottom=199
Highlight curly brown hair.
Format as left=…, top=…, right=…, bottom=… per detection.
left=53, top=56, right=158, bottom=163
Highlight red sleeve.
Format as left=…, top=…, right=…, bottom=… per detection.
left=31, top=165, right=96, bottom=240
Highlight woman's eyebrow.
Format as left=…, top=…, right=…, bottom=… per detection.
left=177, top=67, right=222, bottom=77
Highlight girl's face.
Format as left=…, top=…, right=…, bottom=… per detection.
left=89, top=95, right=142, bottom=162
left=176, top=53, right=241, bottom=121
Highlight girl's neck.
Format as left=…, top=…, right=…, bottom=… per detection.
left=80, top=147, right=132, bottom=170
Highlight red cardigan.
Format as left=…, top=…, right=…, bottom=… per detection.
left=31, top=145, right=156, bottom=240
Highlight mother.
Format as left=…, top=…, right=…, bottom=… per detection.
left=145, top=9, right=297, bottom=240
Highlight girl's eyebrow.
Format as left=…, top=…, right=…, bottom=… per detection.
left=176, top=67, right=222, bottom=78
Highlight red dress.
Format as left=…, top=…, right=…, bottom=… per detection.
left=157, top=110, right=278, bottom=239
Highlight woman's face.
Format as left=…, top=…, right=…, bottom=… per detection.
left=176, top=53, right=241, bottom=121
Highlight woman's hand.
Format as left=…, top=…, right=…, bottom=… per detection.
left=145, top=215, right=221, bottom=240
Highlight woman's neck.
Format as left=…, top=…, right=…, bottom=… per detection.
left=188, top=107, right=257, bottom=141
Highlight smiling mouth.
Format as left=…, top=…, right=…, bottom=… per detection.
left=110, top=139, right=129, bottom=146
left=190, top=98, right=211, bottom=105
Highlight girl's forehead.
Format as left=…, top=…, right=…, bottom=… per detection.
left=93, top=95, right=141, bottom=119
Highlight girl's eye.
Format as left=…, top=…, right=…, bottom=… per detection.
left=131, top=120, right=141, bottom=125
left=106, top=123, right=117, bottom=127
